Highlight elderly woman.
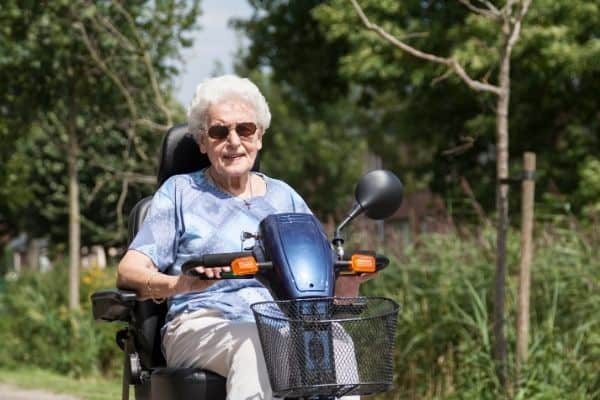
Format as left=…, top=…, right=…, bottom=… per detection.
left=117, top=75, right=370, bottom=400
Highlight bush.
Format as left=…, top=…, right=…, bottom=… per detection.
left=0, top=264, right=121, bottom=377
left=361, top=225, right=600, bottom=399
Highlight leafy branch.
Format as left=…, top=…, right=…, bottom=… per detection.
left=349, top=0, right=503, bottom=96
left=457, top=0, right=501, bottom=20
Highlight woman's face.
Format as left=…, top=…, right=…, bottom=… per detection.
left=199, top=99, right=263, bottom=179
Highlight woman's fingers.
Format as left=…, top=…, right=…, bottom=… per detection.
left=192, top=266, right=231, bottom=279
left=210, top=266, right=231, bottom=278
left=359, top=272, right=378, bottom=282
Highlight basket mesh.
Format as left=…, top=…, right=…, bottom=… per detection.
left=251, top=297, right=398, bottom=398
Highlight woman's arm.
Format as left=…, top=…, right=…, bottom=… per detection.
left=117, top=250, right=222, bottom=300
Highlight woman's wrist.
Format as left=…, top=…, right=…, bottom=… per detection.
left=172, top=274, right=214, bottom=295
left=145, top=269, right=167, bottom=303
left=334, top=276, right=361, bottom=297
left=172, top=274, right=193, bottom=296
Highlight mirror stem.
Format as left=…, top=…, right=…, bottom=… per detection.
left=333, top=204, right=363, bottom=259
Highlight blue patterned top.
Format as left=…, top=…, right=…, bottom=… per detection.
left=129, top=168, right=311, bottom=326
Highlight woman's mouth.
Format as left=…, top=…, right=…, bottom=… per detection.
left=223, top=153, right=244, bottom=161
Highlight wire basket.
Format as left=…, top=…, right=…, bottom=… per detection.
left=251, top=297, right=399, bottom=398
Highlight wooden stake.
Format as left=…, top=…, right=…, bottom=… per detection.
left=516, top=152, right=536, bottom=372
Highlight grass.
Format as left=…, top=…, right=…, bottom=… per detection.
left=0, top=367, right=128, bottom=400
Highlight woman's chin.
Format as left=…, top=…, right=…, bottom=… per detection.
left=217, top=159, right=253, bottom=177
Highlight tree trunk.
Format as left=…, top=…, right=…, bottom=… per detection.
left=493, top=37, right=512, bottom=390
left=67, top=113, right=80, bottom=311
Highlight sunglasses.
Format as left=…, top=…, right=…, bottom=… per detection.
left=207, top=122, right=258, bottom=140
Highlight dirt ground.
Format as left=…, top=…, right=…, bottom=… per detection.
left=0, top=383, right=81, bottom=400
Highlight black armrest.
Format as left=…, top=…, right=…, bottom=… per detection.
left=91, top=288, right=138, bottom=322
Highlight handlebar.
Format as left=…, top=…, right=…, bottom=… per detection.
left=182, top=249, right=389, bottom=279
left=182, top=251, right=274, bottom=280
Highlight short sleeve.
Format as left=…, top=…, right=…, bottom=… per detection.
left=129, top=181, right=179, bottom=272
left=290, top=188, right=312, bottom=214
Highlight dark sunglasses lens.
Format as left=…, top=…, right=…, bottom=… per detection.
left=208, top=125, right=229, bottom=139
left=235, top=122, right=257, bottom=137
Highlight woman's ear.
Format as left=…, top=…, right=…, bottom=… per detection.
left=256, top=130, right=264, bottom=151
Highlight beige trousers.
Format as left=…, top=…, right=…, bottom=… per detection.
left=162, top=309, right=359, bottom=400
left=163, top=309, right=271, bottom=400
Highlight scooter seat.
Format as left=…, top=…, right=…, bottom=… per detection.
left=151, top=367, right=226, bottom=400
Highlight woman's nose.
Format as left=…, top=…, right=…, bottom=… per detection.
left=226, top=127, right=241, bottom=145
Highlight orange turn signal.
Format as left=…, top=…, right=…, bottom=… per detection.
left=231, top=256, right=259, bottom=276
left=350, top=254, right=376, bottom=273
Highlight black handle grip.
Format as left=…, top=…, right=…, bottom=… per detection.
left=181, top=251, right=254, bottom=277
left=375, top=254, right=390, bottom=270
left=201, top=251, right=253, bottom=267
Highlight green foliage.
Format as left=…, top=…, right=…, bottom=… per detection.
left=233, top=3, right=371, bottom=219
left=237, top=0, right=600, bottom=216
left=0, top=0, right=200, bottom=245
left=232, top=0, right=350, bottom=109
left=359, top=225, right=600, bottom=399
left=245, top=72, right=367, bottom=219
left=0, top=266, right=121, bottom=377
left=577, top=157, right=600, bottom=215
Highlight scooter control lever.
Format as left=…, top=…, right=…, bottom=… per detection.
left=241, top=231, right=260, bottom=251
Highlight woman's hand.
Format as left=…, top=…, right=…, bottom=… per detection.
left=173, top=266, right=232, bottom=295
left=334, top=272, right=378, bottom=297
left=118, top=251, right=234, bottom=299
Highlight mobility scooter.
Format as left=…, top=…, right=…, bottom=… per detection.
left=91, top=124, right=403, bottom=400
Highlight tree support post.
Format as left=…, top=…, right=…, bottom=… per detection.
left=516, top=152, right=536, bottom=375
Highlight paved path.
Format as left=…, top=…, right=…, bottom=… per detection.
left=0, top=383, right=81, bottom=400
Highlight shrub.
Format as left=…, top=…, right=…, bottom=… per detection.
left=361, top=225, right=600, bottom=399
left=0, top=264, right=121, bottom=377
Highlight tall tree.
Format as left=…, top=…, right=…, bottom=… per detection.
left=0, top=0, right=201, bottom=309
left=321, top=0, right=531, bottom=388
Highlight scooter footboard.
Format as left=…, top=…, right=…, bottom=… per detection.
left=251, top=297, right=399, bottom=399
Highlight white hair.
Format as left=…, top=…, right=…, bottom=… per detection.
left=187, top=75, right=271, bottom=138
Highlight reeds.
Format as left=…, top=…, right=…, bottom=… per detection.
left=359, top=223, right=600, bottom=399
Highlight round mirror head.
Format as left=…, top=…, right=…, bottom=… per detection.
left=354, top=170, right=403, bottom=220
